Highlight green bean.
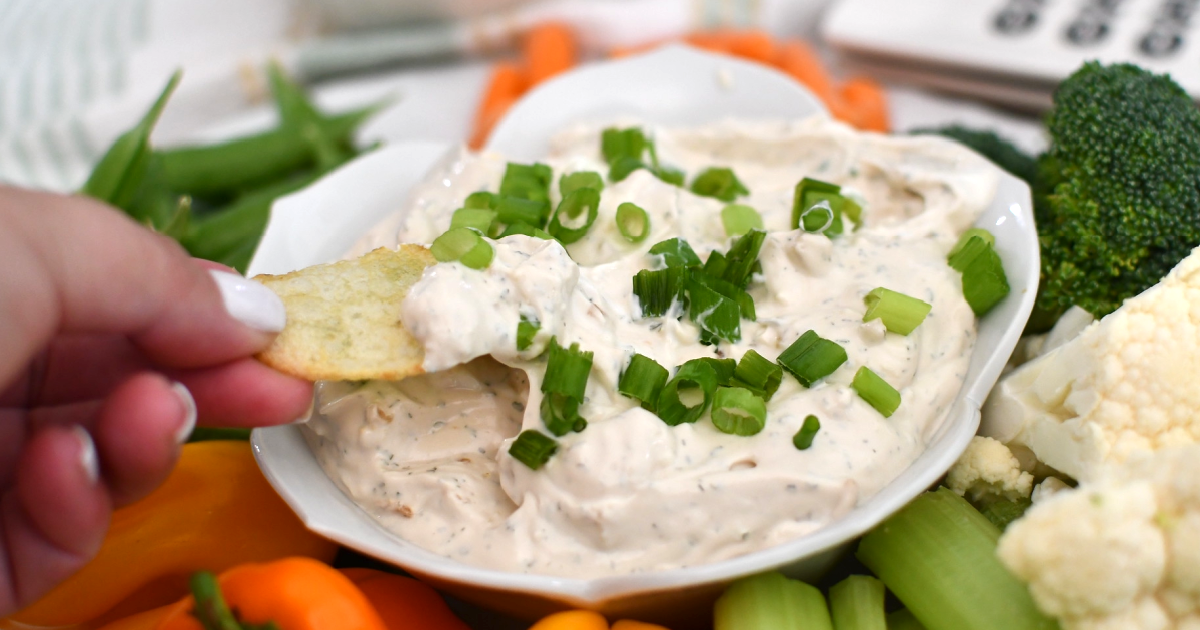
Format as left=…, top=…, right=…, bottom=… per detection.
left=81, top=71, right=181, bottom=207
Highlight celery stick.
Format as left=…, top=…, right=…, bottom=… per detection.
left=829, top=575, right=886, bottom=630
left=886, top=609, right=926, bottom=630
left=714, top=572, right=832, bottom=630
left=856, top=488, right=1059, bottom=630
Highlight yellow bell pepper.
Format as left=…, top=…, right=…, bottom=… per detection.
left=8, top=441, right=337, bottom=628
left=530, top=611, right=671, bottom=630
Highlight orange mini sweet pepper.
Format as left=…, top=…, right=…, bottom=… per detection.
left=8, top=441, right=338, bottom=628
left=529, top=610, right=671, bottom=630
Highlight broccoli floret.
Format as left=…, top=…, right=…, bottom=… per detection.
left=913, top=125, right=1038, bottom=188
left=1035, top=61, right=1200, bottom=319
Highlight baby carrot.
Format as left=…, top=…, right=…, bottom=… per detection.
left=727, top=30, right=776, bottom=64
left=468, top=62, right=527, bottom=149
left=839, top=77, right=891, bottom=132
left=774, top=41, right=837, bottom=108
left=529, top=610, right=609, bottom=630
left=523, top=22, right=577, bottom=86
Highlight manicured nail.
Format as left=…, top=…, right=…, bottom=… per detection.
left=208, top=269, right=286, bottom=333
left=71, top=426, right=100, bottom=485
left=171, top=382, right=198, bottom=444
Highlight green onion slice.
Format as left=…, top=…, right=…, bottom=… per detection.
left=704, top=251, right=728, bottom=278
left=792, top=177, right=856, bottom=236
left=609, top=156, right=645, bottom=182
left=697, top=357, right=737, bottom=386
left=957, top=243, right=1010, bottom=317
left=711, top=387, right=768, bottom=436
left=793, top=414, right=820, bottom=450
left=778, top=330, right=847, bottom=387
left=863, top=287, right=932, bottom=335
left=851, top=366, right=901, bottom=417
left=800, top=200, right=835, bottom=233
left=541, top=338, right=594, bottom=401
left=463, top=191, right=496, bottom=209
left=602, top=127, right=647, bottom=165
left=494, top=195, right=550, bottom=228
left=431, top=227, right=494, bottom=270
left=548, top=187, right=600, bottom=244
left=653, top=166, right=685, bottom=187
left=498, top=222, right=553, bottom=239
left=517, top=315, right=540, bottom=351
left=690, top=167, right=749, bottom=202
left=618, top=353, right=669, bottom=411
left=948, top=228, right=996, bottom=267
left=616, top=202, right=651, bottom=243
left=450, top=208, right=497, bottom=233
left=541, top=392, right=585, bottom=436
left=721, top=229, right=766, bottom=288
left=691, top=271, right=756, bottom=321
left=509, top=430, right=558, bottom=470
left=656, top=359, right=719, bottom=426
left=648, top=237, right=702, bottom=268
left=633, top=267, right=688, bottom=318
left=499, top=162, right=552, bottom=203
left=687, top=279, right=741, bottom=343
left=733, top=349, right=783, bottom=400
left=721, top=204, right=764, bottom=237
left=559, top=171, right=604, bottom=196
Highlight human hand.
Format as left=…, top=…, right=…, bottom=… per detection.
left=0, top=187, right=313, bottom=614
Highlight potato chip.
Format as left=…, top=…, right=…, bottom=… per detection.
left=254, top=245, right=435, bottom=381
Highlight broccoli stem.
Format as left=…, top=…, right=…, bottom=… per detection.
left=855, top=488, right=1059, bottom=630
left=829, top=575, right=887, bottom=630
left=713, top=572, right=832, bottom=630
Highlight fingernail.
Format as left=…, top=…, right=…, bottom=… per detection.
left=171, top=382, right=198, bottom=444
left=71, top=426, right=100, bottom=485
left=208, top=269, right=286, bottom=333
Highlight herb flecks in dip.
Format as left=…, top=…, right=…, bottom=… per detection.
left=304, top=117, right=999, bottom=578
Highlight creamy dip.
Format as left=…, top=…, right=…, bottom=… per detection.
left=304, top=116, right=999, bottom=577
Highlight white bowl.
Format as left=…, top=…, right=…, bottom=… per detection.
left=249, top=45, right=1038, bottom=625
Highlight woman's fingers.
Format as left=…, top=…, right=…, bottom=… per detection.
left=0, top=426, right=111, bottom=612
left=172, top=358, right=313, bottom=427
left=89, top=373, right=192, bottom=507
left=0, top=187, right=286, bottom=386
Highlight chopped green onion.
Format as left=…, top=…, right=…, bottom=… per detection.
left=609, top=156, right=645, bottom=182
left=690, top=167, right=749, bottom=202
left=616, top=202, right=651, bottom=243
left=431, top=227, right=494, bottom=269
left=517, top=315, right=539, bottom=351
left=704, top=250, right=728, bottom=278
left=713, top=572, right=833, bottom=630
left=721, top=229, right=766, bottom=288
left=509, top=430, right=558, bottom=470
left=829, top=575, right=887, bottom=630
left=856, top=488, right=1058, bottom=630
left=494, top=196, right=549, bottom=228
left=499, top=162, right=552, bottom=203
left=793, top=414, right=821, bottom=450
left=463, top=191, right=496, bottom=209
left=559, top=171, right=604, bottom=196
left=656, top=359, right=719, bottom=426
left=711, top=387, right=768, bottom=436
left=602, top=127, right=646, bottom=165
left=618, top=353, right=669, bottom=411
left=450, top=208, right=497, bottom=233
left=697, top=357, right=737, bottom=385
left=653, top=166, right=686, bottom=186
left=548, top=187, right=600, bottom=244
left=777, top=330, right=847, bottom=387
left=691, top=271, right=756, bottom=321
left=721, top=204, right=764, bottom=237
left=851, top=366, right=901, bottom=417
left=862, top=287, right=932, bottom=335
left=498, top=222, right=553, bottom=239
left=733, top=350, right=783, bottom=400
left=648, top=237, right=702, bottom=268
left=687, top=279, right=741, bottom=343
left=947, top=228, right=996, bottom=266
left=541, top=392, right=585, bottom=436
left=541, top=338, right=593, bottom=401
left=842, top=195, right=863, bottom=224
left=886, top=610, right=928, bottom=630
left=792, top=177, right=856, bottom=236
left=633, top=267, right=688, bottom=317
left=960, top=247, right=1010, bottom=317
left=800, top=200, right=835, bottom=233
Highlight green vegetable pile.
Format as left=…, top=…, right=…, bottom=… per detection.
left=80, top=64, right=382, bottom=273
left=922, top=62, right=1200, bottom=328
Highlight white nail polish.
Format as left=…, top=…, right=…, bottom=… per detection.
left=208, top=269, right=286, bottom=333
left=171, top=382, right=198, bottom=444
left=71, top=426, right=100, bottom=485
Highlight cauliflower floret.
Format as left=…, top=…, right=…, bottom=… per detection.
left=997, top=444, right=1200, bottom=629
left=981, top=247, right=1200, bottom=482
left=946, top=436, right=1034, bottom=502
